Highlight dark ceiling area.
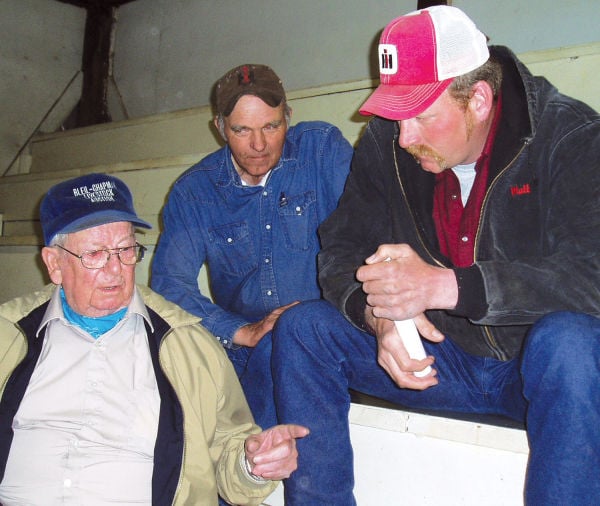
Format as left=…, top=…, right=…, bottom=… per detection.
left=54, top=0, right=138, bottom=8
left=55, top=0, right=444, bottom=10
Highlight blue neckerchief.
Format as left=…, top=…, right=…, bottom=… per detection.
left=60, top=288, right=127, bottom=339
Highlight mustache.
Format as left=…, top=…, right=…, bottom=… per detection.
left=405, top=144, right=448, bottom=169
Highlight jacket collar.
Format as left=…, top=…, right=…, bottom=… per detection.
left=37, top=286, right=154, bottom=338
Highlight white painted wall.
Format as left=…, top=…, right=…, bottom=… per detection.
left=0, top=0, right=84, bottom=176
left=112, top=0, right=600, bottom=119
left=112, top=0, right=414, bottom=118
left=453, top=0, right=600, bottom=51
left=1, top=0, right=599, bottom=175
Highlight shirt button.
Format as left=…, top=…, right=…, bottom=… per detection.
left=266, top=290, right=272, bottom=296
left=64, top=478, right=72, bottom=488
left=262, top=190, right=268, bottom=196
left=227, top=237, right=233, bottom=243
left=451, top=194, right=458, bottom=200
left=264, top=258, right=270, bottom=263
left=265, top=224, right=271, bottom=230
left=461, top=236, right=469, bottom=243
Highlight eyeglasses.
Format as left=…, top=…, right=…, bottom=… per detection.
left=56, top=243, right=147, bottom=269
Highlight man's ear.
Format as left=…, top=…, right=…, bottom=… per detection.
left=468, top=80, right=495, bottom=122
left=41, top=246, right=63, bottom=285
left=214, top=116, right=227, bottom=141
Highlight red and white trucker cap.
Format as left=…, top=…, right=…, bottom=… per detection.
left=359, top=6, right=489, bottom=120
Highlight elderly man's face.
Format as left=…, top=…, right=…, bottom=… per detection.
left=219, top=94, right=288, bottom=185
left=42, top=221, right=137, bottom=317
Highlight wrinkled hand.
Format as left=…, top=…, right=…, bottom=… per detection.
left=234, top=302, right=299, bottom=347
left=358, top=244, right=451, bottom=389
left=245, top=424, right=310, bottom=480
left=357, top=244, right=458, bottom=320
left=369, top=310, right=442, bottom=390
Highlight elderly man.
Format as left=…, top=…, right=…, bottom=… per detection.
left=0, top=173, right=307, bottom=506
left=271, top=6, right=600, bottom=505
left=151, top=64, right=353, bottom=429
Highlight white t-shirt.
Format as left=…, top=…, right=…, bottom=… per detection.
left=451, top=162, right=477, bottom=206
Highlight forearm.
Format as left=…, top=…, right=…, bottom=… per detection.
left=152, top=231, right=249, bottom=345
left=468, top=258, right=600, bottom=325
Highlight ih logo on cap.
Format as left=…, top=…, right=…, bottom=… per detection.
left=379, top=44, right=398, bottom=75
left=238, top=65, right=254, bottom=85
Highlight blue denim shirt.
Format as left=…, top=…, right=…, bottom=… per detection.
left=151, top=121, right=353, bottom=347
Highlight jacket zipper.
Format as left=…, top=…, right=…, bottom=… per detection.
left=392, top=141, right=445, bottom=268
left=393, top=137, right=528, bottom=361
left=157, top=328, right=186, bottom=506
left=0, top=323, right=28, bottom=398
left=473, top=140, right=529, bottom=359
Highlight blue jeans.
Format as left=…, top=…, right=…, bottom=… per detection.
left=226, top=331, right=277, bottom=429
left=272, top=300, right=600, bottom=505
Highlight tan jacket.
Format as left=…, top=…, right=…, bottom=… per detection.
left=0, top=284, right=277, bottom=505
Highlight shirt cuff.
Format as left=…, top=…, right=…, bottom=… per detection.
left=241, top=452, right=269, bottom=484
left=451, top=265, right=487, bottom=320
left=210, top=317, right=249, bottom=349
left=345, top=288, right=374, bottom=334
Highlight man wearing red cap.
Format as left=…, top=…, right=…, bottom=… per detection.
left=271, top=6, right=600, bottom=505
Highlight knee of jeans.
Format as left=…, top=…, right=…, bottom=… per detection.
left=522, top=311, right=600, bottom=390
left=273, top=300, right=336, bottom=346
left=276, top=300, right=331, bottom=330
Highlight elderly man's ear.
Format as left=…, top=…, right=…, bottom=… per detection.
left=41, top=246, right=63, bottom=285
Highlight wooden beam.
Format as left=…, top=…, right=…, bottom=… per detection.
left=76, top=4, right=114, bottom=127
left=417, top=0, right=448, bottom=8
left=54, top=0, right=137, bottom=8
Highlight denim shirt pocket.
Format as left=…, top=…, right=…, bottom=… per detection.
left=277, top=191, right=317, bottom=251
left=207, top=221, right=257, bottom=275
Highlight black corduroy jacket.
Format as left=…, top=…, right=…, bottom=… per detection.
left=318, top=46, right=600, bottom=360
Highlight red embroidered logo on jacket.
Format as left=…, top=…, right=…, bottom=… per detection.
left=510, top=183, right=531, bottom=197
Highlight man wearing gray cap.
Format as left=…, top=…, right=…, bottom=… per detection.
left=151, top=64, right=353, bottom=430
left=271, top=6, right=600, bottom=505
left=0, top=172, right=308, bottom=506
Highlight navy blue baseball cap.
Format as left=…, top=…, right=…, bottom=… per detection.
left=40, top=173, right=152, bottom=245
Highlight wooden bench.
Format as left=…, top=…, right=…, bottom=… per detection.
left=264, top=402, right=528, bottom=505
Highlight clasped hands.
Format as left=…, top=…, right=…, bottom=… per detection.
left=357, top=244, right=458, bottom=389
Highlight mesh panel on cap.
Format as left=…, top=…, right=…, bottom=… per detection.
left=429, top=6, right=489, bottom=80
